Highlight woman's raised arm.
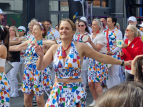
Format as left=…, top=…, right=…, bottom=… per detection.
left=9, top=40, right=30, bottom=51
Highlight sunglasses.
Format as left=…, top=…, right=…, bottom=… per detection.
left=18, top=29, right=24, bottom=32
left=78, top=25, right=84, bottom=27
left=125, top=29, right=132, bottom=32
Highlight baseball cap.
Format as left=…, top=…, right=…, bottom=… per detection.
left=128, top=16, right=137, bottom=22
left=80, top=17, right=87, bottom=22
left=0, top=9, right=6, bottom=14
left=139, top=23, right=143, bottom=27
left=18, top=26, right=26, bottom=32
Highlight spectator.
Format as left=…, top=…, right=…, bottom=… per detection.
left=120, top=25, right=143, bottom=81
left=95, top=82, right=143, bottom=107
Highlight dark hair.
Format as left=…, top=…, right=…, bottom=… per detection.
left=107, top=16, right=117, bottom=26
left=0, top=27, right=10, bottom=60
left=95, top=82, right=143, bottom=107
left=35, top=23, right=47, bottom=38
left=59, top=18, right=76, bottom=31
left=43, top=19, right=52, bottom=24
left=79, top=20, right=90, bottom=34
left=134, top=57, right=143, bottom=82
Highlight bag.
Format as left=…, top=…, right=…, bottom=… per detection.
left=5, top=61, right=13, bottom=74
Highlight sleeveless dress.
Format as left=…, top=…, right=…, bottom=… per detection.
left=21, top=38, right=53, bottom=96
left=45, top=41, right=86, bottom=107
left=88, top=33, right=108, bottom=85
left=0, top=47, right=10, bottom=107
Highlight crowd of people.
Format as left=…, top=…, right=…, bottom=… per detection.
left=0, top=8, right=143, bottom=107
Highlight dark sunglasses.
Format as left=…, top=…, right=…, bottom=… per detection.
left=18, top=29, right=24, bottom=32
left=78, top=25, right=85, bottom=27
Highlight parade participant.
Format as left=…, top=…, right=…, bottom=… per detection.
left=18, top=26, right=27, bottom=82
left=7, top=26, right=21, bottom=97
left=95, top=82, right=143, bottom=107
left=43, top=19, right=60, bottom=43
left=124, top=16, right=143, bottom=40
left=74, top=19, right=90, bottom=89
left=103, top=16, right=123, bottom=89
left=87, top=19, right=108, bottom=106
left=100, top=18, right=107, bottom=30
left=9, top=22, right=55, bottom=107
left=27, top=19, right=37, bottom=40
left=120, top=25, right=143, bottom=81
left=80, top=16, right=92, bottom=34
left=35, top=18, right=131, bottom=107
left=0, top=9, right=10, bottom=107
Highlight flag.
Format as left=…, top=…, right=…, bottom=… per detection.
left=68, top=0, right=85, bottom=22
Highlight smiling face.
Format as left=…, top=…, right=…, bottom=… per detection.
left=59, top=21, right=75, bottom=40
left=32, top=25, right=43, bottom=39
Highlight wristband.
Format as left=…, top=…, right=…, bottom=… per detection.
left=37, top=40, right=42, bottom=45
left=121, top=60, right=124, bottom=66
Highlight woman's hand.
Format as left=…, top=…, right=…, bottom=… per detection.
left=86, top=36, right=92, bottom=43
left=121, top=43, right=128, bottom=48
left=131, top=55, right=143, bottom=75
left=35, top=43, right=44, bottom=57
left=124, top=60, right=131, bottom=66
left=120, top=51, right=124, bottom=56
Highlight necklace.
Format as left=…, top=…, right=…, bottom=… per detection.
left=62, top=43, right=71, bottom=58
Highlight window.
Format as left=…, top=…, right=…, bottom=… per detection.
left=49, top=1, right=59, bottom=11
left=60, top=1, right=69, bottom=11
left=92, top=0, right=109, bottom=7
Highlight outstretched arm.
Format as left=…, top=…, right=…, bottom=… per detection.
left=81, top=43, right=130, bottom=66
left=42, top=40, right=57, bottom=48
left=9, top=40, right=30, bottom=51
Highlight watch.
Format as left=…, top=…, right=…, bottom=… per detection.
left=121, top=60, right=124, bottom=66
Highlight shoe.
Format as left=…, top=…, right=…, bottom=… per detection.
left=10, top=91, right=13, bottom=96
left=89, top=100, right=95, bottom=106
left=10, top=93, right=19, bottom=98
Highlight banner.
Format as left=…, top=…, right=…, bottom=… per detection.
left=68, top=0, right=84, bottom=22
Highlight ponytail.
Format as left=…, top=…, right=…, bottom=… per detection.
left=136, top=31, right=141, bottom=37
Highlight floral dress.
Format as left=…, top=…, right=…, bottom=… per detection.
left=0, top=71, right=10, bottom=107
left=0, top=49, right=10, bottom=107
left=21, top=38, right=53, bottom=96
left=45, top=41, right=86, bottom=107
left=88, top=33, right=108, bottom=85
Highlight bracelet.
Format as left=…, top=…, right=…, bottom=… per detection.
left=121, top=60, right=124, bottom=66
left=37, top=40, right=43, bottom=45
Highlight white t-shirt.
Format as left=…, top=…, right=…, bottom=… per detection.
left=103, top=28, right=123, bottom=53
left=46, top=28, right=60, bottom=43
left=88, top=33, right=107, bottom=53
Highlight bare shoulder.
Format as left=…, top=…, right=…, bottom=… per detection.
left=49, top=44, right=60, bottom=53
left=0, top=45, right=7, bottom=51
left=0, top=45, right=7, bottom=57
